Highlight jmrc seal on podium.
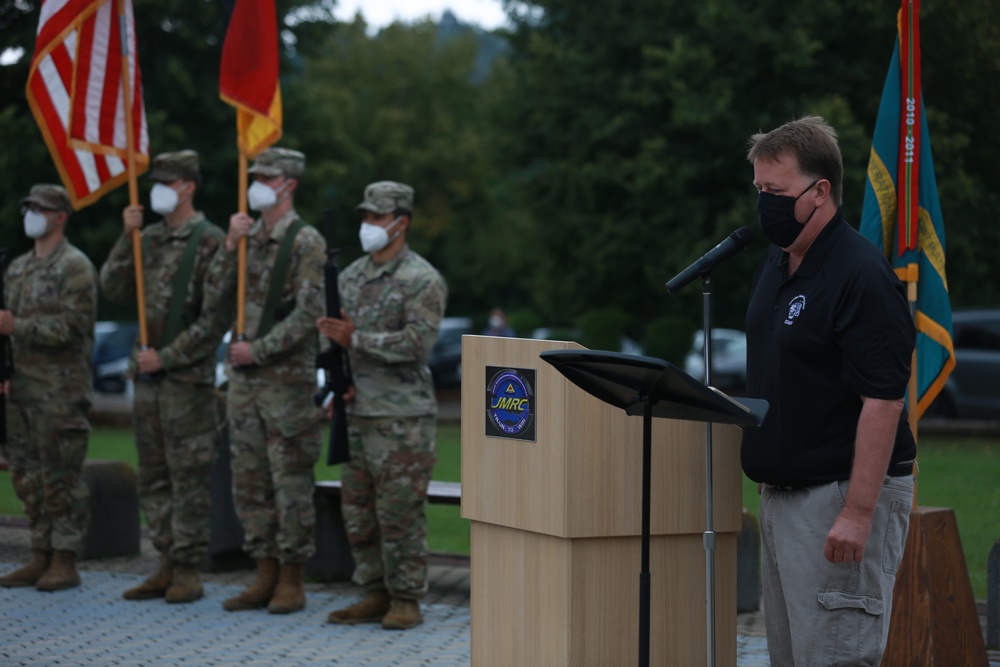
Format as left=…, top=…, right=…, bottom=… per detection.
left=485, top=366, right=536, bottom=441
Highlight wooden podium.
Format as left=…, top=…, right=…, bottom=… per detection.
left=461, top=336, right=745, bottom=666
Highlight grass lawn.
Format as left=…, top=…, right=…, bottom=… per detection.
left=0, top=424, right=472, bottom=559
left=2, top=425, right=996, bottom=599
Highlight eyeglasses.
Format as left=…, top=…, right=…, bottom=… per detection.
left=20, top=204, right=54, bottom=216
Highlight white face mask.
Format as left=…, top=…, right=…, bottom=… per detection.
left=150, top=183, right=180, bottom=215
left=489, top=315, right=504, bottom=329
left=23, top=209, right=50, bottom=239
left=359, top=217, right=402, bottom=253
left=247, top=180, right=285, bottom=211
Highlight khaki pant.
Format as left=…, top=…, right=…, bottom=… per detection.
left=760, top=475, right=913, bottom=666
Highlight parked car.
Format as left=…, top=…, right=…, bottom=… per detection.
left=926, top=309, right=1000, bottom=419
left=429, top=317, right=474, bottom=388
left=92, top=321, right=138, bottom=394
left=528, top=327, right=645, bottom=356
left=683, top=328, right=747, bottom=392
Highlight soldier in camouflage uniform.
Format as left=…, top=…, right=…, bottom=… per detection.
left=0, top=184, right=97, bottom=591
left=221, top=147, right=326, bottom=615
left=318, top=181, right=447, bottom=631
left=100, top=151, right=232, bottom=603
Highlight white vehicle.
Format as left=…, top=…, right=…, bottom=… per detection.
left=683, top=328, right=747, bottom=391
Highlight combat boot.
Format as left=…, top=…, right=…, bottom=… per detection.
left=0, top=550, right=51, bottom=588
left=223, top=557, right=278, bottom=611
left=165, top=563, right=203, bottom=603
left=267, top=563, right=305, bottom=614
left=381, top=598, right=424, bottom=630
left=123, top=555, right=173, bottom=600
left=35, top=550, right=81, bottom=591
left=328, top=590, right=391, bottom=625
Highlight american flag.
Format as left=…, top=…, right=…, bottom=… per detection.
left=25, top=0, right=149, bottom=210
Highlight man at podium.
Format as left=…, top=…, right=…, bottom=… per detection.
left=742, top=116, right=917, bottom=666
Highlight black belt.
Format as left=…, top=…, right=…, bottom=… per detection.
left=888, top=460, right=914, bottom=477
left=769, top=460, right=914, bottom=492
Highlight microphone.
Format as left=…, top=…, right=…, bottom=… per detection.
left=665, top=227, right=755, bottom=293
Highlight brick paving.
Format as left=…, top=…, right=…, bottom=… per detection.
left=0, top=517, right=776, bottom=666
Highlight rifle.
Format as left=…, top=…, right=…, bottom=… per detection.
left=314, top=210, right=353, bottom=465
left=0, top=248, right=12, bottom=446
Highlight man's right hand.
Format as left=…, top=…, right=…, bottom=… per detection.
left=0, top=310, right=14, bottom=336
left=226, top=212, right=254, bottom=252
left=123, top=205, right=144, bottom=235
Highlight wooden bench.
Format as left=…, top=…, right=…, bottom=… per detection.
left=306, top=479, right=462, bottom=582
left=0, top=459, right=140, bottom=560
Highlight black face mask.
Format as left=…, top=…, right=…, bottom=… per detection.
left=757, top=180, right=819, bottom=248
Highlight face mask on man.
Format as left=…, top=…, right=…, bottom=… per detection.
left=359, top=216, right=402, bottom=253
left=150, top=183, right=180, bottom=215
left=23, top=209, right=50, bottom=239
left=247, top=180, right=288, bottom=211
left=756, top=180, right=819, bottom=248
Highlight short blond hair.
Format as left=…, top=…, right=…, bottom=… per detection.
left=747, top=116, right=843, bottom=206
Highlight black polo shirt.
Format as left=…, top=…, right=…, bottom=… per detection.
left=741, top=211, right=917, bottom=487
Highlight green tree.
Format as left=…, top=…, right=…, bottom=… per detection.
left=1, top=1, right=526, bottom=322
left=284, top=17, right=535, bottom=318
left=496, top=0, right=1000, bottom=338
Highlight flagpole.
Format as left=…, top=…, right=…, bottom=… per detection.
left=898, top=0, right=921, bottom=505
left=236, top=151, right=248, bottom=341
left=904, top=263, right=919, bottom=502
left=117, top=0, right=148, bottom=348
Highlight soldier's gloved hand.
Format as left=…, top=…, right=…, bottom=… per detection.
left=0, top=310, right=14, bottom=336
left=123, top=205, right=144, bottom=235
left=137, top=348, right=163, bottom=374
left=226, top=212, right=254, bottom=252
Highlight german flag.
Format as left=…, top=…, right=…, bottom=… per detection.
left=219, top=0, right=282, bottom=158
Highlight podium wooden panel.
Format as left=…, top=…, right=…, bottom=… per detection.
left=461, top=336, right=743, bottom=666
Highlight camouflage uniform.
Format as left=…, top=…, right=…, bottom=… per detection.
left=226, top=152, right=326, bottom=564
left=99, top=151, right=233, bottom=566
left=339, top=181, right=448, bottom=600
left=3, top=185, right=97, bottom=557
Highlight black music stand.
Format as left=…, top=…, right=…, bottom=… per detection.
left=540, top=349, right=767, bottom=667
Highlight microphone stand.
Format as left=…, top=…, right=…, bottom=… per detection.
left=664, top=227, right=754, bottom=666
left=701, top=274, right=717, bottom=667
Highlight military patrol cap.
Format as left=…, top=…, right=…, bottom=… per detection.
left=355, top=181, right=414, bottom=215
left=247, top=147, right=306, bottom=178
left=21, top=183, right=72, bottom=213
left=148, top=150, right=201, bottom=183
